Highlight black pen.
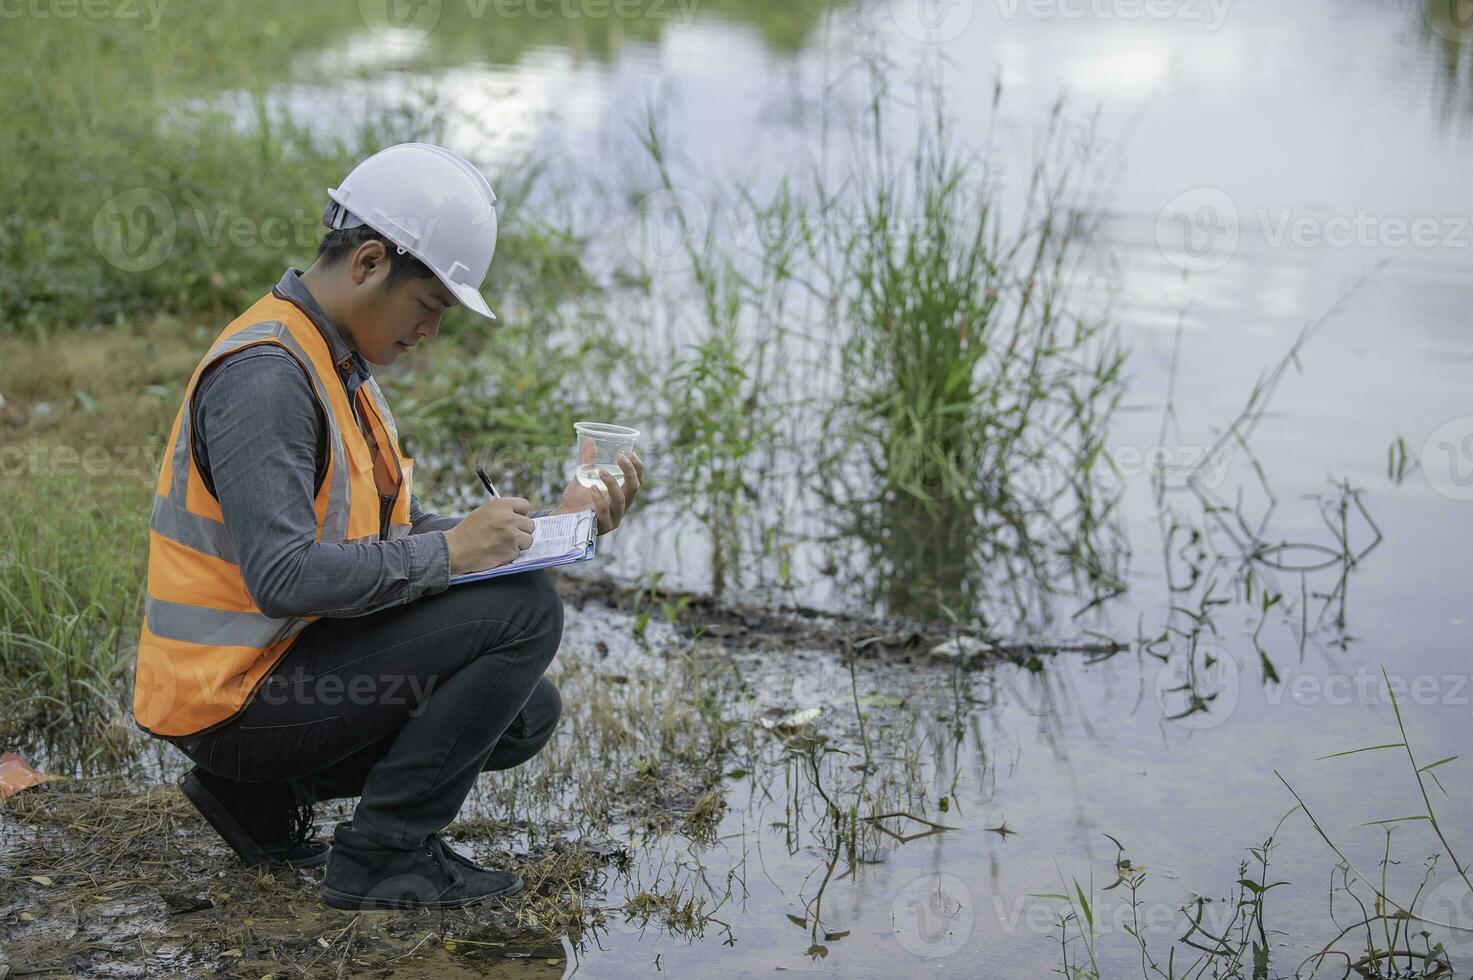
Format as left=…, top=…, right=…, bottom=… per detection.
left=475, top=464, right=500, bottom=499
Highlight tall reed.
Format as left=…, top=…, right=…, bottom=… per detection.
left=806, top=69, right=1129, bottom=626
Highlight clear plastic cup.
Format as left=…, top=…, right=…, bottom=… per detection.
left=574, top=421, right=639, bottom=489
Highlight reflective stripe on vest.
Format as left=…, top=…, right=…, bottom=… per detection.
left=145, top=595, right=306, bottom=649
left=133, top=294, right=412, bottom=737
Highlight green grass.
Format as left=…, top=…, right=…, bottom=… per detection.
left=390, top=309, right=625, bottom=502
left=623, top=65, right=1129, bottom=624
left=814, top=80, right=1128, bottom=626
left=628, top=113, right=796, bottom=598
left=0, top=324, right=196, bottom=760
left=0, top=474, right=148, bottom=761
left=0, top=0, right=844, bottom=332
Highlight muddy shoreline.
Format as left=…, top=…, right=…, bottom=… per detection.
left=556, top=570, right=1126, bottom=665
left=2, top=584, right=968, bottom=979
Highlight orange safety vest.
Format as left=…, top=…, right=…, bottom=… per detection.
left=133, top=291, right=414, bottom=738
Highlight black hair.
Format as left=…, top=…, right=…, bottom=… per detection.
left=315, top=225, right=437, bottom=288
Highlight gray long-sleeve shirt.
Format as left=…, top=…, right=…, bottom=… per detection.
left=188, top=269, right=518, bottom=621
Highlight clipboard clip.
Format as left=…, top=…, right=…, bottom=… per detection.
left=574, top=510, right=597, bottom=546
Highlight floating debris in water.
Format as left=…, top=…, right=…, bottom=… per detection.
left=0, top=752, right=51, bottom=799
left=928, top=636, right=993, bottom=663
left=759, top=707, right=821, bottom=733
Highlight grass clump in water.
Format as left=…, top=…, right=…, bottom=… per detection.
left=812, top=75, right=1128, bottom=626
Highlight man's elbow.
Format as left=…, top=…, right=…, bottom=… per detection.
left=252, top=590, right=302, bottom=621
left=240, top=547, right=323, bottom=621
left=244, top=569, right=311, bottom=621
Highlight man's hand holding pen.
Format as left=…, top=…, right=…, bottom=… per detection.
left=444, top=496, right=535, bottom=575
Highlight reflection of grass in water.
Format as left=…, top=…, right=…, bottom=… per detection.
left=1413, top=0, right=1473, bottom=133
left=835, top=493, right=978, bottom=623
left=1044, top=677, right=1473, bottom=978
left=1150, top=269, right=1386, bottom=708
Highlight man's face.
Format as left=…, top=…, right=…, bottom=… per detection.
left=343, top=241, right=460, bottom=364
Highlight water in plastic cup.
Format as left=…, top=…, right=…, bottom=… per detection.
left=574, top=422, right=638, bottom=489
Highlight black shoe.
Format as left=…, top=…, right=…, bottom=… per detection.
left=321, top=822, right=523, bottom=911
left=178, top=766, right=329, bottom=869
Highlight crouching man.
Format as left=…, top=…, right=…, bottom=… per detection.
left=130, top=143, right=643, bottom=910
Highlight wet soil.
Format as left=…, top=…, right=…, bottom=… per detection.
left=556, top=570, right=1126, bottom=665
left=0, top=573, right=1107, bottom=978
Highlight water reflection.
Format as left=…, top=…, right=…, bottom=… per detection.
left=831, top=492, right=978, bottom=624
left=823, top=471, right=1131, bottom=632
left=1414, top=0, right=1473, bottom=135
left=303, top=0, right=841, bottom=75
left=118, top=2, right=1473, bottom=974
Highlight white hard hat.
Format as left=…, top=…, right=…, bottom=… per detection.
left=323, top=142, right=499, bottom=320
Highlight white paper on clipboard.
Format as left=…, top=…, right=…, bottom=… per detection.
left=449, top=508, right=597, bottom=584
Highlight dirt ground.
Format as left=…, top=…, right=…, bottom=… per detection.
left=0, top=776, right=622, bottom=978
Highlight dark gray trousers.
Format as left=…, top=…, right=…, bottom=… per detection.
left=180, top=570, right=565, bottom=849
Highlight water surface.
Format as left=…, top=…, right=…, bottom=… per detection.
left=215, top=1, right=1473, bottom=973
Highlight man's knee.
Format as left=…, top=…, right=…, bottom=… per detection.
left=478, top=676, right=561, bottom=773
left=522, top=570, right=564, bottom=655
left=461, top=570, right=563, bottom=661
left=523, top=675, right=562, bottom=740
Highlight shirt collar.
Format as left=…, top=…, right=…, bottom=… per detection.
left=272, top=268, right=372, bottom=382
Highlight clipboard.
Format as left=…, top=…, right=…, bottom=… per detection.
left=449, top=508, right=598, bottom=585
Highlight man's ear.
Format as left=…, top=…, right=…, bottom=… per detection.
left=349, top=239, right=390, bottom=286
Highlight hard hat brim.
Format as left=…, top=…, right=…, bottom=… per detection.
left=444, top=278, right=496, bottom=321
